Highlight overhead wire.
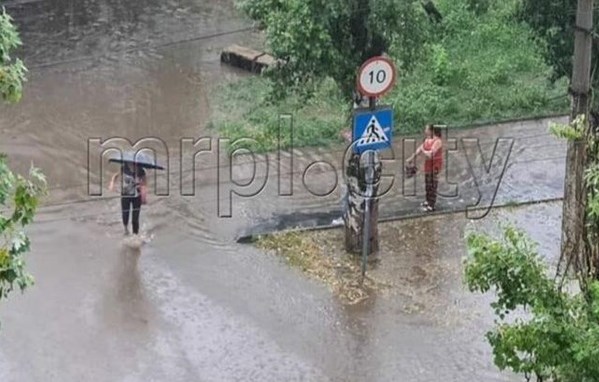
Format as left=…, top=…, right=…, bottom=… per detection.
left=26, top=149, right=573, bottom=225
left=1, top=2, right=572, bottom=191
left=40, top=126, right=569, bottom=197
left=0, top=3, right=578, bottom=224
left=30, top=125, right=576, bottom=226
left=27, top=25, right=258, bottom=71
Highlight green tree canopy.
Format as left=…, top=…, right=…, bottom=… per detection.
left=465, top=225, right=599, bottom=381
left=0, top=7, right=46, bottom=313
left=518, top=0, right=599, bottom=110
left=0, top=7, right=27, bottom=103
left=236, top=0, right=430, bottom=98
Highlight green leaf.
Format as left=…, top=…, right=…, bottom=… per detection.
left=464, top=221, right=599, bottom=381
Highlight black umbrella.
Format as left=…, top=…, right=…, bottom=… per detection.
left=108, top=150, right=165, bottom=170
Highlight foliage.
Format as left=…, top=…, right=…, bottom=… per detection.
left=516, top=0, right=588, bottom=85
left=0, top=9, right=46, bottom=313
left=465, top=225, right=599, bottom=381
left=0, top=7, right=27, bottom=103
left=585, top=162, right=599, bottom=222
left=209, top=76, right=347, bottom=152
left=214, top=0, right=568, bottom=150
left=465, top=0, right=490, bottom=15
left=519, top=0, right=599, bottom=277
left=256, top=229, right=384, bottom=305
left=550, top=113, right=599, bottom=281
left=517, top=0, right=599, bottom=112
left=549, top=114, right=586, bottom=141
left=0, top=155, right=47, bottom=301
left=583, top=138, right=599, bottom=261
left=389, top=0, right=566, bottom=131
left=236, top=0, right=429, bottom=98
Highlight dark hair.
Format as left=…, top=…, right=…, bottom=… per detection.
left=425, top=124, right=443, bottom=138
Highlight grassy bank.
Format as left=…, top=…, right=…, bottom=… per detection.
left=209, top=76, right=347, bottom=153
left=209, top=1, right=569, bottom=152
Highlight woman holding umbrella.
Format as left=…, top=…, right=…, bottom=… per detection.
left=108, top=151, right=164, bottom=235
left=108, top=152, right=156, bottom=235
left=108, top=159, right=147, bottom=236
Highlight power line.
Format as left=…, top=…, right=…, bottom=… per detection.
left=40, top=127, right=566, bottom=196
left=25, top=152, right=571, bottom=225
left=0, top=0, right=46, bottom=7
left=27, top=26, right=257, bottom=71
left=1, top=12, right=574, bottom=209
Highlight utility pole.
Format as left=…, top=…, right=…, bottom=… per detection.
left=344, top=96, right=381, bottom=258
left=559, top=0, right=593, bottom=278
left=343, top=0, right=380, bottom=259
left=342, top=0, right=396, bottom=267
left=344, top=58, right=395, bottom=271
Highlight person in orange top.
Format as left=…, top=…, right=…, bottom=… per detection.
left=407, top=124, right=443, bottom=212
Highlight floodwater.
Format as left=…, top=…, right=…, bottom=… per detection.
left=0, top=0, right=565, bottom=381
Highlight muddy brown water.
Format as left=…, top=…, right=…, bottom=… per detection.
left=0, top=0, right=565, bottom=381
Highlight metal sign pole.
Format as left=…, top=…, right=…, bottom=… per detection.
left=361, top=96, right=377, bottom=279
left=354, top=56, right=395, bottom=279
left=361, top=151, right=373, bottom=279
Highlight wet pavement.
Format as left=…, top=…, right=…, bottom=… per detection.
left=237, top=115, right=568, bottom=240
left=0, top=0, right=566, bottom=381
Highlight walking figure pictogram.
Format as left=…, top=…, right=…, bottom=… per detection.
left=352, top=107, right=393, bottom=154
left=366, top=121, right=380, bottom=142
left=357, top=116, right=389, bottom=146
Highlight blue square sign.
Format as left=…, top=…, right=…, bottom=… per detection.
left=352, top=107, right=393, bottom=154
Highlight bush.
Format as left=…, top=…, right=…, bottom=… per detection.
left=210, top=0, right=569, bottom=151
left=210, top=76, right=346, bottom=152
left=0, top=155, right=47, bottom=304
left=0, top=9, right=47, bottom=322
left=465, top=225, right=599, bottom=381
left=0, top=7, right=27, bottom=103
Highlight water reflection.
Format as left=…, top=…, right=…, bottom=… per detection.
left=100, top=241, right=153, bottom=335
left=338, top=294, right=379, bottom=382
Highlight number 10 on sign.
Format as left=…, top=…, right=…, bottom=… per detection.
left=357, top=56, right=396, bottom=97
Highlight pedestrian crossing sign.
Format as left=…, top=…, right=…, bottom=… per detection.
left=352, top=107, right=393, bottom=154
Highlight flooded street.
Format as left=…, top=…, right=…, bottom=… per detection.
left=0, top=0, right=565, bottom=381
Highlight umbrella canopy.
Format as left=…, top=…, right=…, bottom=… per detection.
left=108, top=150, right=165, bottom=170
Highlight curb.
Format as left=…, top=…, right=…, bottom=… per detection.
left=235, top=196, right=564, bottom=243
left=446, top=113, right=569, bottom=130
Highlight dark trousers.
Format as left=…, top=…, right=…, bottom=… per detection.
left=121, top=196, right=142, bottom=234
left=425, top=170, right=439, bottom=209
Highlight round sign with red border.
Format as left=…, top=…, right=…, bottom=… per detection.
left=356, top=56, right=396, bottom=97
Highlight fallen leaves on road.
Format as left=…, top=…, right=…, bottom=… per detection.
left=256, top=230, right=388, bottom=305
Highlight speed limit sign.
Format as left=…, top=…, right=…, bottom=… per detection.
left=356, top=56, right=396, bottom=97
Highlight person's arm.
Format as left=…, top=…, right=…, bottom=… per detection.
left=407, top=144, right=424, bottom=163
left=138, top=170, right=147, bottom=189
left=108, top=172, right=119, bottom=192
left=340, top=129, right=352, bottom=144
left=138, top=171, right=148, bottom=203
left=421, top=140, right=442, bottom=159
